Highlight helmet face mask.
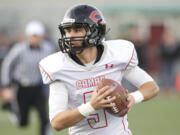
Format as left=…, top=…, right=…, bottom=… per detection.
left=58, top=4, right=106, bottom=54
left=59, top=23, right=90, bottom=54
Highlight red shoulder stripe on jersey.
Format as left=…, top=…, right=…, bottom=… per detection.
left=39, top=64, right=53, bottom=82
left=124, top=47, right=135, bottom=70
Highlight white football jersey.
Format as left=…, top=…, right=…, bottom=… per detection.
left=39, top=40, right=138, bottom=135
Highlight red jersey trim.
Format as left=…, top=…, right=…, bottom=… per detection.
left=39, top=64, right=53, bottom=82
left=125, top=47, right=135, bottom=70
left=122, top=117, right=130, bottom=135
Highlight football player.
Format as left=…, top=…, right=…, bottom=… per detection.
left=39, top=4, right=159, bottom=135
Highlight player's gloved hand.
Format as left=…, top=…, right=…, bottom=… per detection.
left=90, top=86, right=116, bottom=110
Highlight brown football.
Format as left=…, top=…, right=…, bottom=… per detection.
left=98, top=78, right=129, bottom=117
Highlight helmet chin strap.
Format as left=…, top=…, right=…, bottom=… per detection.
left=70, top=46, right=84, bottom=54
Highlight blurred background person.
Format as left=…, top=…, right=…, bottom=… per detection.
left=0, top=30, right=11, bottom=86
left=0, top=30, right=10, bottom=99
left=0, top=21, right=56, bottom=135
left=126, top=25, right=148, bottom=70
left=159, top=28, right=180, bottom=92
left=121, top=25, right=148, bottom=92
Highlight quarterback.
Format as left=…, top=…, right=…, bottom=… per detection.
left=39, top=4, right=159, bottom=135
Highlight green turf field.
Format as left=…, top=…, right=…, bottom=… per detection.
left=0, top=94, right=180, bottom=135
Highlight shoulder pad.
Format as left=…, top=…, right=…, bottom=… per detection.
left=39, top=52, right=64, bottom=84
left=105, top=40, right=138, bottom=70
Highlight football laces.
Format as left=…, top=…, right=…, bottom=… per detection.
left=106, top=96, right=119, bottom=113
left=111, top=105, right=119, bottom=113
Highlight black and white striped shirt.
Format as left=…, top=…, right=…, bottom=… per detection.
left=1, top=40, right=56, bottom=87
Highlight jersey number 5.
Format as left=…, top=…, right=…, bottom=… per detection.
left=83, top=91, right=108, bottom=129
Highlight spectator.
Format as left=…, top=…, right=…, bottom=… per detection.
left=159, top=28, right=179, bottom=92
left=126, top=26, right=147, bottom=70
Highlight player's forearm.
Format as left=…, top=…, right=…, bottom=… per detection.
left=51, top=108, right=84, bottom=131
left=139, top=81, right=159, bottom=101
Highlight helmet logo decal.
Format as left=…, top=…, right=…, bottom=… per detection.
left=89, top=11, right=102, bottom=23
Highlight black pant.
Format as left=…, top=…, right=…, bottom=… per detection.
left=16, top=84, right=49, bottom=135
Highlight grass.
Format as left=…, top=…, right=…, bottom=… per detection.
left=128, top=94, right=180, bottom=135
left=0, top=93, right=180, bottom=135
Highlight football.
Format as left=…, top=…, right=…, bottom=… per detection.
left=98, top=78, right=129, bottom=117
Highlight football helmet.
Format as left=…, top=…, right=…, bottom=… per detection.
left=58, top=4, right=106, bottom=54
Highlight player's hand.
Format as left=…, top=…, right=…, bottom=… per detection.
left=90, top=86, right=116, bottom=110
left=126, top=94, right=135, bottom=113
left=1, top=88, right=14, bottom=102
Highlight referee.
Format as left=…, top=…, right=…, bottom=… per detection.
left=0, top=21, right=55, bottom=135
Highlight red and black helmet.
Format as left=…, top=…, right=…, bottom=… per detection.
left=58, top=4, right=106, bottom=54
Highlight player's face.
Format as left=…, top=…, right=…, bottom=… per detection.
left=64, top=26, right=86, bottom=47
